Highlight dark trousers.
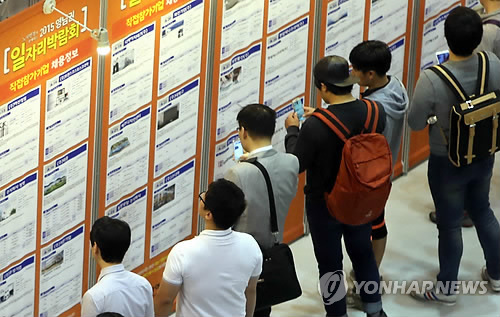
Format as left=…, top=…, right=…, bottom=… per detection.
left=428, top=155, right=500, bottom=291
left=254, top=306, right=271, bottom=317
left=306, top=198, right=382, bottom=316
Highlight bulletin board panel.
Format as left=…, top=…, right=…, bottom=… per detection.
left=100, top=0, right=210, bottom=293
left=0, top=0, right=100, bottom=316
left=207, top=0, right=318, bottom=244
left=318, top=0, right=414, bottom=177
left=407, top=0, right=462, bottom=168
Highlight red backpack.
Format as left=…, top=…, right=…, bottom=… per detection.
left=312, top=99, right=392, bottom=225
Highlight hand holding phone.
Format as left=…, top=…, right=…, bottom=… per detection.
left=233, top=140, right=244, bottom=161
left=292, top=98, right=305, bottom=121
left=436, top=50, right=450, bottom=64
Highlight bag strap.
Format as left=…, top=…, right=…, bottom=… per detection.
left=311, top=108, right=351, bottom=142
left=243, top=158, right=279, bottom=242
left=429, top=65, right=468, bottom=102
left=476, top=51, right=489, bottom=95
left=483, top=19, right=500, bottom=28
left=362, top=99, right=380, bottom=133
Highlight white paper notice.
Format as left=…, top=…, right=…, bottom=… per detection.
left=272, top=102, right=296, bottom=153
left=151, top=161, right=194, bottom=258
left=388, top=38, right=406, bottom=82
left=42, top=143, right=88, bottom=245
left=221, top=0, right=264, bottom=60
left=0, top=87, right=40, bottom=188
left=420, top=8, right=456, bottom=72
left=155, top=80, right=199, bottom=178
left=44, top=58, right=91, bottom=161
left=158, top=0, right=204, bottom=96
left=264, top=17, right=309, bottom=109
left=0, top=173, right=37, bottom=271
left=106, top=188, right=147, bottom=271
left=324, top=0, right=365, bottom=60
left=0, top=255, right=36, bottom=317
left=217, top=44, right=261, bottom=141
left=39, top=226, right=84, bottom=317
left=368, top=0, right=408, bottom=44
left=213, top=134, right=239, bottom=180
left=424, top=0, right=458, bottom=21
left=110, top=23, right=155, bottom=124
left=106, top=107, right=151, bottom=207
left=267, top=0, right=310, bottom=34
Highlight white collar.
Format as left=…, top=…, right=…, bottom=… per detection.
left=98, top=263, right=125, bottom=281
left=249, top=145, right=273, bottom=155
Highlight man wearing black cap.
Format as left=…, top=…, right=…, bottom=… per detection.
left=285, top=55, right=387, bottom=317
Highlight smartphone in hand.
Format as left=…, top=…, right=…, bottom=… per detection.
left=234, top=140, right=244, bottom=161
left=436, top=50, right=450, bottom=64
left=292, top=98, right=305, bottom=121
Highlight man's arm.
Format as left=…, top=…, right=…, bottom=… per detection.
left=284, top=113, right=316, bottom=173
left=245, top=276, right=259, bottom=317
left=81, top=292, right=98, bottom=317
left=408, top=72, right=436, bottom=131
left=154, top=279, right=181, bottom=317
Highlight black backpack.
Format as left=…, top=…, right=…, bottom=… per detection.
left=429, top=51, right=500, bottom=167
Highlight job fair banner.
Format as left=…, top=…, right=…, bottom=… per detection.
left=0, top=0, right=99, bottom=316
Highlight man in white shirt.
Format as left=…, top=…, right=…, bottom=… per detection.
left=154, top=179, right=263, bottom=317
left=81, top=216, right=154, bottom=317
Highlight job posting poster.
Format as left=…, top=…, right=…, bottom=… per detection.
left=0, top=256, right=36, bottom=317
left=217, top=44, right=261, bottom=141
left=151, top=161, right=194, bottom=258
left=267, top=0, right=310, bottom=34
left=0, top=87, right=40, bottom=188
left=213, top=134, right=240, bottom=180
left=110, top=23, right=155, bottom=124
left=45, top=58, right=91, bottom=161
left=368, top=0, right=408, bottom=44
left=158, top=0, right=204, bottom=96
left=155, top=79, right=200, bottom=178
left=264, top=17, right=309, bottom=109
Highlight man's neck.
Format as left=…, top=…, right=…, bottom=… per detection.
left=449, top=51, right=474, bottom=62
left=483, top=2, right=500, bottom=14
left=367, top=76, right=390, bottom=91
left=323, top=94, right=356, bottom=106
left=204, top=221, right=224, bottom=231
left=98, top=260, right=120, bottom=270
left=244, top=139, right=272, bottom=153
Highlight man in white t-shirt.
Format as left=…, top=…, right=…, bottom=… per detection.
left=154, top=179, right=263, bottom=317
left=81, top=217, right=154, bottom=317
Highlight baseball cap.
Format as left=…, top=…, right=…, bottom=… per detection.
left=314, top=56, right=360, bottom=87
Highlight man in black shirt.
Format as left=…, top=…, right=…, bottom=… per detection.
left=285, top=56, right=387, bottom=317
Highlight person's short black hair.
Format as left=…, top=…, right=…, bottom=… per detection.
left=204, top=179, right=246, bottom=230
left=313, top=77, right=353, bottom=95
left=349, top=40, right=392, bottom=76
left=237, top=104, right=276, bottom=139
left=90, top=216, right=131, bottom=264
left=445, top=6, right=483, bottom=56
left=97, top=313, right=124, bottom=317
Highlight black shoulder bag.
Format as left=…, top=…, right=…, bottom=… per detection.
left=244, top=158, right=302, bottom=310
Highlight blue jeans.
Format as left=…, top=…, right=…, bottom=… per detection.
left=306, top=198, right=382, bottom=316
left=428, top=155, right=500, bottom=292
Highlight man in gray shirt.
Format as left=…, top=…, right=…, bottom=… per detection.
left=477, top=0, right=500, bottom=59
left=225, top=103, right=299, bottom=317
left=409, top=7, right=500, bottom=305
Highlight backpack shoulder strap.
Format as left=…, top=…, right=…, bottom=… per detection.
left=476, top=51, right=489, bottom=95
left=483, top=19, right=500, bottom=28
left=429, top=64, right=469, bottom=102
left=311, top=108, right=350, bottom=142
left=362, top=99, right=380, bottom=133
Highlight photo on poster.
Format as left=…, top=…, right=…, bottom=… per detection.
left=109, top=137, right=131, bottom=157
left=112, top=49, right=135, bottom=75
left=41, top=250, right=64, bottom=274
left=0, top=284, right=14, bottom=304
left=153, top=184, right=176, bottom=211
left=157, top=104, right=180, bottom=130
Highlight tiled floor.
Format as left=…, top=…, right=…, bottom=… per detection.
left=273, top=158, right=500, bottom=317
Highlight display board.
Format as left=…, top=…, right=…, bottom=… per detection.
left=0, top=0, right=99, bottom=316
left=207, top=0, right=316, bottom=243
left=318, top=0, right=414, bottom=176
left=407, top=0, right=465, bottom=168
left=100, top=0, right=210, bottom=293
